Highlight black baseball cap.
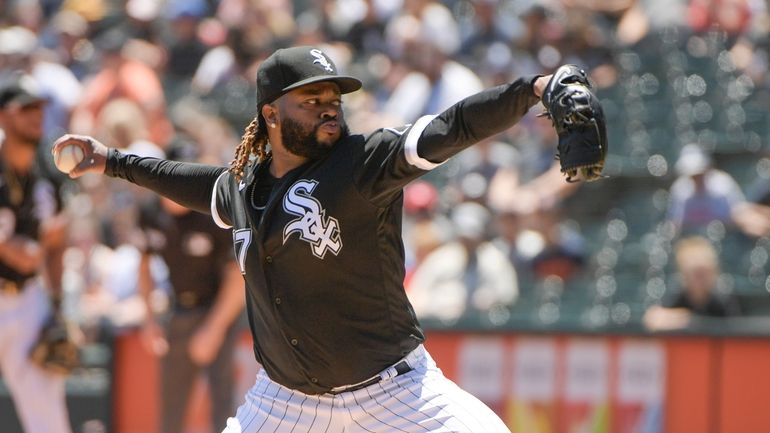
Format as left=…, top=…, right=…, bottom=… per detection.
left=0, top=73, right=46, bottom=109
left=256, top=46, right=362, bottom=116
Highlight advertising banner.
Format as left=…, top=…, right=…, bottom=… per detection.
left=509, top=338, right=558, bottom=433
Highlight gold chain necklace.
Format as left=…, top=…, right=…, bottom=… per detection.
left=2, top=163, right=27, bottom=207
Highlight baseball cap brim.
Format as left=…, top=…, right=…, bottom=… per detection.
left=0, top=78, right=47, bottom=109
left=280, top=75, right=362, bottom=98
left=9, top=93, right=46, bottom=107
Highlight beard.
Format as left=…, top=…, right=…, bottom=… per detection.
left=280, top=117, right=350, bottom=160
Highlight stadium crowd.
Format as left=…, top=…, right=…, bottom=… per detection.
left=2, top=0, right=770, bottom=431
left=1, top=0, right=769, bottom=359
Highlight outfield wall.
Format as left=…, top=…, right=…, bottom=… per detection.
left=108, top=326, right=770, bottom=433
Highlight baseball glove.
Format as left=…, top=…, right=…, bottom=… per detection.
left=541, top=65, right=608, bottom=182
left=30, top=312, right=81, bottom=375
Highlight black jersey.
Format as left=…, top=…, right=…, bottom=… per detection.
left=663, top=289, right=741, bottom=317
left=139, top=198, right=233, bottom=310
left=106, top=76, right=540, bottom=394
left=211, top=127, right=433, bottom=393
left=0, top=162, right=57, bottom=285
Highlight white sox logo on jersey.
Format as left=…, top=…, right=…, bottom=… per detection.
left=310, top=49, right=334, bottom=72
left=282, top=179, right=342, bottom=259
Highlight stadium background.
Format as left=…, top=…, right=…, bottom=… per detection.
left=2, top=0, right=770, bottom=432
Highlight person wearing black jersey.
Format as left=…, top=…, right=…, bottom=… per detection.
left=137, top=144, right=244, bottom=433
left=0, top=73, right=73, bottom=433
left=55, top=46, right=557, bottom=432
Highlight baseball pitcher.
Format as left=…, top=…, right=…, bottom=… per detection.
left=54, top=46, right=605, bottom=432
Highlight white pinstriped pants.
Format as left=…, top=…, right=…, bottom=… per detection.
left=222, top=345, right=511, bottom=433
left=0, top=281, right=71, bottom=433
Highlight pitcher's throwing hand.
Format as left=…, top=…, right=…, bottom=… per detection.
left=51, top=134, right=108, bottom=178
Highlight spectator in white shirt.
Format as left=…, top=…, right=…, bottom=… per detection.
left=667, top=144, right=745, bottom=235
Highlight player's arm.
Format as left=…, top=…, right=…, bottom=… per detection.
left=188, top=262, right=245, bottom=365
left=642, top=305, right=691, bottom=331
left=733, top=202, right=770, bottom=237
left=137, top=253, right=154, bottom=315
left=51, top=134, right=226, bottom=215
left=0, top=235, right=43, bottom=274
left=41, top=214, right=68, bottom=307
left=411, top=75, right=550, bottom=166
left=136, top=200, right=171, bottom=356
left=354, top=76, right=550, bottom=205
left=138, top=252, right=169, bottom=356
left=201, top=262, right=245, bottom=333
left=104, top=150, right=225, bottom=214
left=38, top=174, right=70, bottom=306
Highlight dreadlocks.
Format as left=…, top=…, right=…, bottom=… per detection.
left=229, top=116, right=271, bottom=180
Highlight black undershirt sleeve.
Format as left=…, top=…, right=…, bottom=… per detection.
left=417, top=75, right=542, bottom=163
left=105, top=149, right=228, bottom=214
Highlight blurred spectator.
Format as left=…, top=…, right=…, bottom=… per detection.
left=163, top=0, right=209, bottom=79
left=0, top=25, right=83, bottom=142
left=212, top=0, right=294, bottom=54
left=402, top=0, right=460, bottom=55
left=493, top=206, right=586, bottom=290
left=528, top=211, right=586, bottom=282
left=513, top=2, right=570, bottom=73
left=447, top=136, right=520, bottom=205
left=0, top=0, right=765, bottom=382
left=666, top=144, right=746, bottom=235
left=59, top=0, right=107, bottom=23
left=191, top=26, right=244, bottom=96
left=92, top=98, right=163, bottom=248
left=69, top=29, right=173, bottom=146
left=169, top=101, right=240, bottom=165
left=483, top=141, right=585, bottom=290
left=687, top=0, right=752, bottom=37
left=734, top=168, right=770, bottom=238
left=122, top=0, right=163, bottom=42
left=382, top=7, right=482, bottom=123
left=487, top=156, right=580, bottom=217
left=346, top=0, right=391, bottom=56
left=137, top=144, right=244, bottom=433
left=96, top=98, right=161, bottom=153
left=457, top=0, right=519, bottom=81
left=499, top=117, right=563, bottom=184
left=71, top=99, right=166, bottom=329
left=554, top=1, right=618, bottom=72
left=43, top=10, right=92, bottom=79
left=402, top=180, right=451, bottom=287
left=78, top=233, right=165, bottom=327
left=408, top=201, right=518, bottom=321
left=192, top=26, right=263, bottom=132
left=643, top=236, right=741, bottom=331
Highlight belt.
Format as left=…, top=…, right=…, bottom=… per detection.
left=328, top=359, right=413, bottom=395
left=0, top=279, right=20, bottom=295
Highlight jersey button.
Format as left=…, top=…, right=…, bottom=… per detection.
left=265, top=256, right=273, bottom=264
left=291, top=338, right=298, bottom=346
left=274, top=297, right=281, bottom=305
left=311, top=378, right=318, bottom=383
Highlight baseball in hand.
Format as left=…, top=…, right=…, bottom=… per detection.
left=54, top=144, right=85, bottom=173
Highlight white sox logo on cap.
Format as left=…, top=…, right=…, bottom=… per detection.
left=310, top=49, right=334, bottom=73
left=282, top=179, right=342, bottom=259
